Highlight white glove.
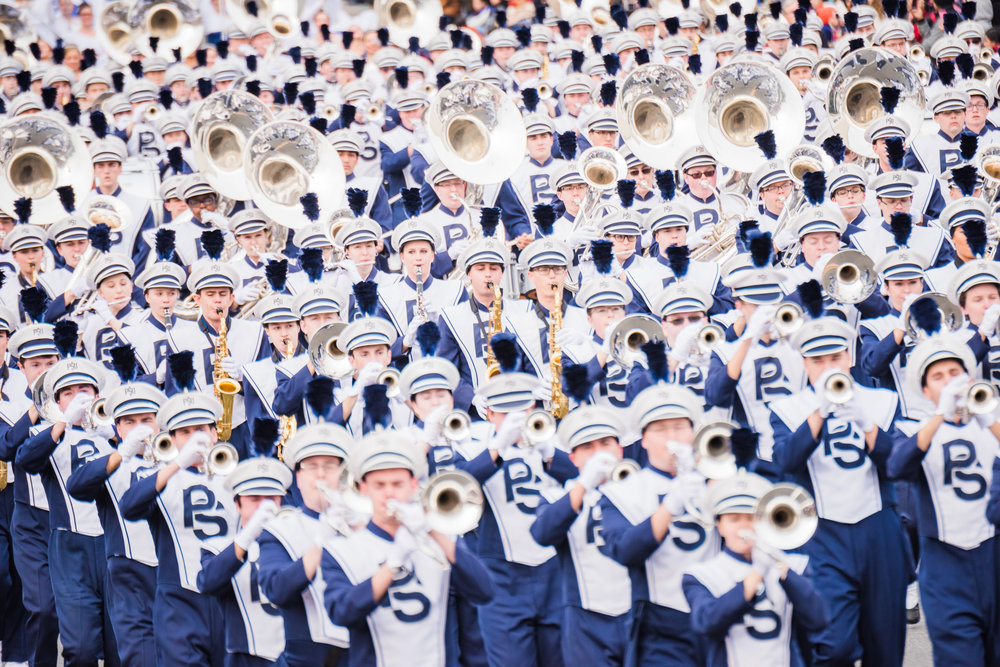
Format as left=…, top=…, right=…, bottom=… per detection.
left=746, top=304, right=776, bottom=343
left=235, top=499, right=277, bottom=549
left=578, top=451, right=618, bottom=491
left=935, top=373, right=970, bottom=419
left=92, top=423, right=116, bottom=440
left=610, top=258, right=625, bottom=279
left=386, top=499, right=428, bottom=535
left=421, top=404, right=450, bottom=444
left=220, top=357, right=244, bottom=382
left=815, top=368, right=843, bottom=418
left=447, top=238, right=470, bottom=261
left=156, top=359, right=166, bottom=385
left=555, top=326, right=587, bottom=349
left=490, top=411, right=527, bottom=456
left=773, top=226, right=796, bottom=252
left=899, top=293, right=919, bottom=317
left=668, top=322, right=702, bottom=365
left=810, top=253, right=835, bottom=283
left=386, top=527, right=417, bottom=571
left=412, top=123, right=429, bottom=146
left=667, top=440, right=695, bottom=473
left=201, top=210, right=227, bottom=229
left=663, top=471, right=704, bottom=517
left=752, top=544, right=780, bottom=576
left=234, top=282, right=264, bottom=306
left=175, top=432, right=210, bottom=469
left=531, top=382, right=553, bottom=402
left=93, top=298, right=114, bottom=323
left=471, top=393, right=488, bottom=418
left=348, top=362, right=384, bottom=397
left=403, top=317, right=423, bottom=349
left=535, top=436, right=556, bottom=462
left=118, top=424, right=153, bottom=462
left=62, top=393, right=92, bottom=427
left=339, top=258, right=363, bottom=284
left=688, top=224, right=716, bottom=249
left=833, top=397, right=875, bottom=434
left=980, top=303, right=1000, bottom=338
left=566, top=227, right=599, bottom=249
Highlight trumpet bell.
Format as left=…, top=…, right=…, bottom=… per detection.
left=610, top=458, right=641, bottom=481
left=693, top=422, right=737, bottom=479
left=617, top=64, right=700, bottom=170
left=974, top=62, right=994, bottom=81
left=524, top=409, right=557, bottom=446
left=968, top=382, right=1000, bottom=415
left=578, top=146, right=628, bottom=190
left=823, top=371, right=854, bottom=405
left=902, top=292, right=964, bottom=341
left=377, top=368, right=401, bottom=398
left=308, top=322, right=352, bottom=379
left=821, top=249, right=877, bottom=305
left=207, top=443, right=239, bottom=476
left=422, top=470, right=483, bottom=535
left=696, top=58, right=805, bottom=172
left=152, top=432, right=177, bottom=462
left=442, top=410, right=471, bottom=442
left=427, top=80, right=527, bottom=186
left=97, top=0, right=134, bottom=65
left=773, top=302, right=804, bottom=339
left=812, top=56, right=835, bottom=86
left=127, top=0, right=203, bottom=59
left=244, top=121, right=346, bottom=230
left=696, top=323, right=725, bottom=356
left=192, top=90, right=275, bottom=202
left=0, top=115, right=93, bottom=226
left=754, top=482, right=818, bottom=550
left=88, top=398, right=114, bottom=428
left=826, top=47, right=925, bottom=158
left=607, top=314, right=664, bottom=368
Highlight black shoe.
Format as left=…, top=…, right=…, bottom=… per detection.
left=906, top=603, right=920, bottom=625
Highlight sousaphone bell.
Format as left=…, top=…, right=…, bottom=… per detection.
left=226, top=0, right=304, bottom=38
left=376, top=0, right=442, bottom=47
left=616, top=64, right=700, bottom=169
left=127, top=0, right=203, bottom=59
left=97, top=0, right=133, bottom=66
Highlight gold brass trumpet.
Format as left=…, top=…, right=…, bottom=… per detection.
left=901, top=292, right=964, bottom=341
left=773, top=302, right=804, bottom=339
left=421, top=470, right=484, bottom=535
left=753, top=482, right=818, bottom=550
left=823, top=371, right=854, bottom=405
left=308, top=322, right=352, bottom=379
left=608, top=314, right=664, bottom=368
left=821, top=249, right=877, bottom=305
left=523, top=409, right=557, bottom=446
left=377, top=368, right=401, bottom=398
left=693, top=422, right=737, bottom=479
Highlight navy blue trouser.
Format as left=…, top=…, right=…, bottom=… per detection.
left=106, top=556, right=156, bottom=667
left=477, top=557, right=564, bottom=667
left=154, top=584, right=227, bottom=666
left=47, top=529, right=119, bottom=667
left=563, top=606, right=629, bottom=667
left=627, top=602, right=700, bottom=667
left=0, top=486, right=28, bottom=663
left=11, top=502, right=58, bottom=667
left=920, top=536, right=1000, bottom=667
left=806, top=509, right=910, bottom=667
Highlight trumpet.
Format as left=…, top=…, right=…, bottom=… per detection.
left=148, top=431, right=177, bottom=463
left=377, top=368, right=401, bottom=398
left=752, top=482, right=818, bottom=551
left=83, top=397, right=113, bottom=431
left=421, top=470, right=484, bottom=535
left=773, top=302, right=804, bottom=339
left=693, top=422, right=737, bottom=479
left=610, top=458, right=641, bottom=481
left=203, top=443, right=239, bottom=477
left=31, top=371, right=63, bottom=423
left=523, top=409, right=557, bottom=446
left=821, top=249, right=876, bottom=305
left=441, top=410, right=471, bottom=442
left=823, top=371, right=854, bottom=405
left=693, top=323, right=724, bottom=357
left=958, top=382, right=1000, bottom=424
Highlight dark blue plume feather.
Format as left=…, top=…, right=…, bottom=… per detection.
left=655, top=169, right=675, bottom=201
left=748, top=230, right=772, bottom=267
left=57, top=185, right=75, bottom=212
left=155, top=228, right=175, bottom=261
left=87, top=223, right=112, bottom=252
left=591, top=239, right=613, bottom=274
left=617, top=179, right=636, bottom=208
left=300, top=248, right=324, bottom=282
left=19, top=287, right=48, bottom=322
left=802, top=171, right=826, bottom=205
left=346, top=187, right=368, bottom=216
left=960, top=130, right=978, bottom=161
left=754, top=130, right=776, bottom=160
left=885, top=137, right=905, bottom=170
left=265, top=259, right=288, bottom=292
left=797, top=280, right=824, bottom=318
left=168, top=351, right=196, bottom=390
left=109, top=345, right=137, bottom=382
left=533, top=204, right=555, bottom=236
left=402, top=188, right=422, bottom=219
left=821, top=135, right=846, bottom=164
left=300, top=192, right=319, bottom=222
left=600, top=81, right=616, bottom=107
left=53, top=320, right=78, bottom=358
left=962, top=218, right=988, bottom=258
left=558, top=131, right=578, bottom=159
left=890, top=212, right=912, bottom=247
left=952, top=164, right=979, bottom=197
left=880, top=86, right=901, bottom=114
left=416, top=321, right=440, bottom=356
left=306, top=376, right=335, bottom=418
left=251, top=418, right=279, bottom=455
left=938, top=60, right=956, bottom=86
left=731, top=428, right=757, bottom=468
left=490, top=332, right=520, bottom=373
left=363, top=384, right=391, bottom=430
left=666, top=245, right=689, bottom=278
left=353, top=281, right=378, bottom=316
left=562, top=363, right=593, bottom=403
left=200, top=229, right=224, bottom=260
left=911, top=296, right=942, bottom=335
left=643, top=340, right=668, bottom=383
left=521, top=87, right=539, bottom=112
left=480, top=207, right=500, bottom=237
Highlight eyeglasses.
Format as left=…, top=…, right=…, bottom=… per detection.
left=835, top=186, right=865, bottom=196
left=532, top=265, right=567, bottom=275
left=665, top=314, right=704, bottom=326
left=761, top=182, right=793, bottom=194
left=628, top=166, right=653, bottom=176
left=300, top=461, right=340, bottom=473
left=968, top=102, right=989, bottom=111
left=686, top=168, right=716, bottom=179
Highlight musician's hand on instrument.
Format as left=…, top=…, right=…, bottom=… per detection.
left=751, top=544, right=781, bottom=576
left=386, top=527, right=417, bottom=572
left=668, top=322, right=700, bottom=365
left=63, top=393, right=92, bottom=427
left=579, top=450, right=618, bottom=491
left=535, top=436, right=556, bottom=462
left=815, top=368, right=843, bottom=418
left=387, top=499, right=428, bottom=535
left=412, top=123, right=429, bottom=145
left=662, top=472, right=703, bottom=517
left=339, top=258, right=363, bottom=284
left=514, top=233, right=533, bottom=250
left=746, top=304, right=775, bottom=344
left=349, top=362, right=383, bottom=396
left=447, top=238, right=470, bottom=261
left=235, top=499, right=278, bottom=550
left=566, top=227, right=599, bottom=249
left=531, top=382, right=552, bottom=402
left=220, top=357, right=244, bottom=382
left=234, top=282, right=264, bottom=306
left=810, top=253, right=835, bottom=283
left=156, top=359, right=167, bottom=385
left=935, top=373, right=970, bottom=420
left=403, top=317, right=423, bottom=349
left=832, top=397, right=875, bottom=434
left=773, top=226, right=796, bottom=252
left=688, top=224, right=715, bottom=249
left=490, top=411, right=527, bottom=456
left=421, top=404, right=450, bottom=444
left=979, top=303, right=1000, bottom=338
left=93, top=298, right=115, bottom=323
left=555, top=326, right=586, bottom=349
left=175, top=435, right=210, bottom=470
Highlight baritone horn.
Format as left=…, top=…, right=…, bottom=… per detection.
left=244, top=120, right=346, bottom=230
left=901, top=293, right=964, bottom=341
left=787, top=144, right=833, bottom=185
left=753, top=483, right=818, bottom=550
left=308, top=322, right=352, bottom=379
left=127, top=0, right=203, bottom=59
left=427, top=80, right=526, bottom=185
left=693, top=422, right=737, bottom=479
left=608, top=314, right=664, bottom=367
left=191, top=89, right=274, bottom=201
left=616, top=64, right=700, bottom=169
left=0, top=115, right=93, bottom=223
left=421, top=470, right=483, bottom=534
left=821, top=249, right=877, bottom=305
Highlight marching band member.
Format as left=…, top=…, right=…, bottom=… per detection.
left=65, top=352, right=164, bottom=666
left=379, top=87, right=430, bottom=223
left=416, top=161, right=476, bottom=268
left=904, top=90, right=971, bottom=188
left=242, top=292, right=302, bottom=434
left=676, top=146, right=749, bottom=231
left=749, top=157, right=794, bottom=233
left=86, top=136, right=155, bottom=268
left=330, top=129, right=393, bottom=231
left=598, top=383, right=719, bottom=664
left=156, top=176, right=233, bottom=265
left=530, top=405, right=633, bottom=666
left=769, top=306, right=910, bottom=665
left=925, top=196, right=994, bottom=291
left=682, top=472, right=828, bottom=666
left=38, top=214, right=90, bottom=298
left=890, top=333, right=1000, bottom=665
left=321, top=432, right=495, bottom=666
left=124, top=254, right=187, bottom=376
left=494, top=113, right=563, bottom=231
left=825, top=161, right=870, bottom=235
left=946, top=252, right=1000, bottom=383
left=329, top=217, right=395, bottom=296
left=77, top=253, right=145, bottom=367
left=197, top=458, right=293, bottom=666
left=118, top=371, right=236, bottom=667
left=865, top=116, right=947, bottom=223
left=228, top=210, right=282, bottom=288
left=17, top=356, right=119, bottom=666
left=257, top=407, right=353, bottom=666
left=0, top=223, right=49, bottom=326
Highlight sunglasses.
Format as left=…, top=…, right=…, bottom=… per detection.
left=687, top=169, right=716, bottom=179
left=628, top=166, right=653, bottom=176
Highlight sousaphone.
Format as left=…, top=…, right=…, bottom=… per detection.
left=617, top=64, right=700, bottom=170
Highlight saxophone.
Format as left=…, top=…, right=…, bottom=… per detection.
left=213, top=308, right=241, bottom=442
left=276, top=336, right=297, bottom=461
left=549, top=285, right=569, bottom=419
left=485, top=281, right=503, bottom=378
